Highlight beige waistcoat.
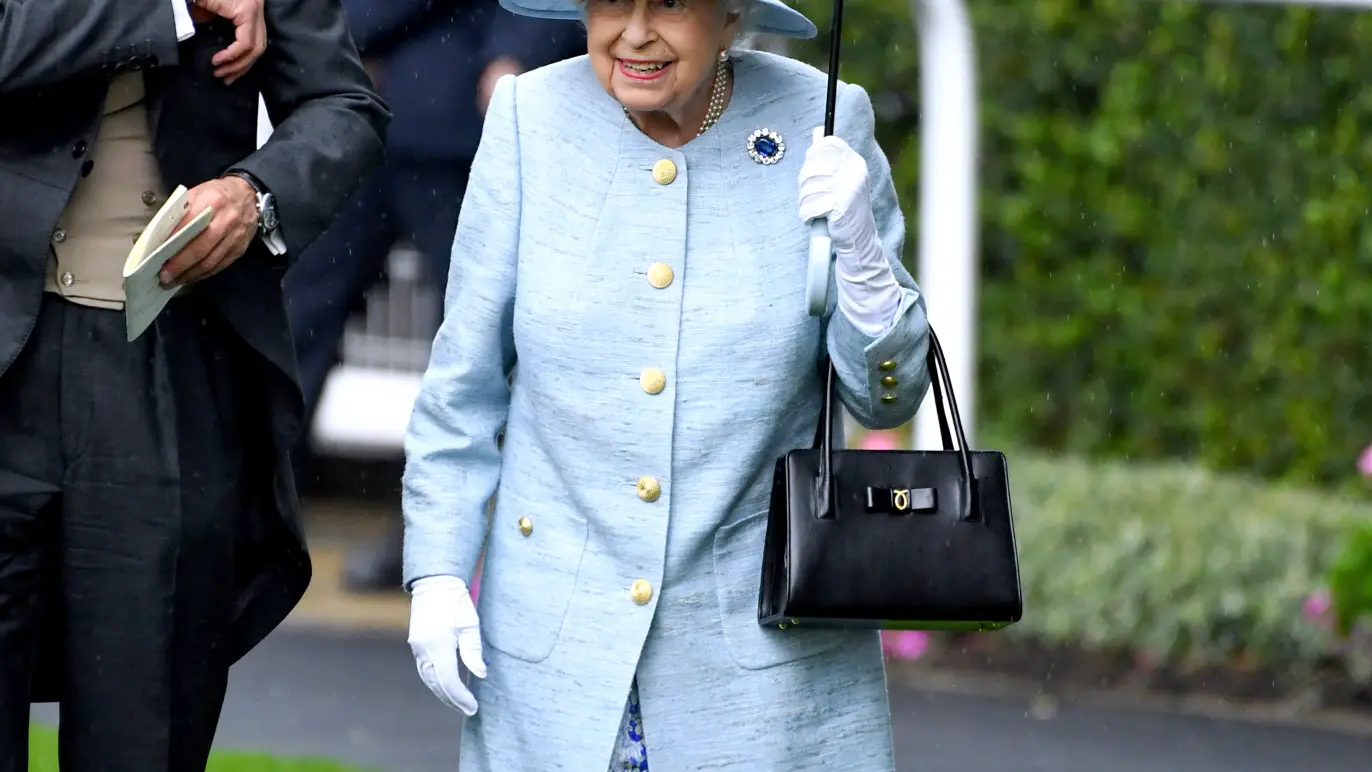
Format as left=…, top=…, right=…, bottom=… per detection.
left=45, top=73, right=171, bottom=310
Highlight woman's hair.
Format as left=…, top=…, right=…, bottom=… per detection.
left=573, top=0, right=758, bottom=40
left=720, top=0, right=755, bottom=35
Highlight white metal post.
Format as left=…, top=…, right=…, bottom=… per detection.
left=911, top=0, right=980, bottom=450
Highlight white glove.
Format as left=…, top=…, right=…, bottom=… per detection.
left=798, top=126, right=903, bottom=337
left=408, top=575, right=486, bottom=716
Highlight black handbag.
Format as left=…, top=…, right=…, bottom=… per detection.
left=758, top=327, right=1024, bottom=632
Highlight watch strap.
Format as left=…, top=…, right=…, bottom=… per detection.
left=223, top=170, right=277, bottom=235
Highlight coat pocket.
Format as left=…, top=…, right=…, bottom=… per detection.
left=477, top=492, right=589, bottom=663
left=713, top=510, right=851, bottom=670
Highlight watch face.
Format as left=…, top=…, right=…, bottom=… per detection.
left=260, top=193, right=279, bottom=231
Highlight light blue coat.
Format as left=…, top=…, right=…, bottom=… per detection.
left=402, top=49, right=932, bottom=771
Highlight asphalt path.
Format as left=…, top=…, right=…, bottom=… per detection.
left=37, top=628, right=1370, bottom=771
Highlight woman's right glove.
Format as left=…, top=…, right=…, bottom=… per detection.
left=798, top=126, right=902, bottom=337
left=407, top=575, right=486, bottom=716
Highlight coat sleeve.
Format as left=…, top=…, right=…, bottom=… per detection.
left=401, top=73, right=521, bottom=590
left=0, top=0, right=182, bottom=95
left=823, top=81, right=932, bottom=431
left=228, top=0, right=390, bottom=261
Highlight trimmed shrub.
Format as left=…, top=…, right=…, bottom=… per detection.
left=1003, top=446, right=1360, bottom=673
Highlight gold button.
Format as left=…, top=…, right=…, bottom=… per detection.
left=517, top=516, right=533, bottom=537
left=52, top=229, right=66, bottom=244
left=640, top=367, right=666, bottom=395
left=636, top=476, right=661, bottom=502
left=878, top=360, right=896, bottom=372
left=881, top=394, right=897, bottom=404
left=60, top=272, right=74, bottom=288
left=646, top=262, right=674, bottom=289
left=652, top=159, right=677, bottom=185
left=141, top=190, right=157, bottom=206
left=630, top=579, right=654, bottom=606
left=880, top=375, right=898, bottom=388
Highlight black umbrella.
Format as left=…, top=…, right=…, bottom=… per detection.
left=806, top=0, right=845, bottom=316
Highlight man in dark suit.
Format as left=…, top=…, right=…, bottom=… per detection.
left=0, top=1, right=388, bottom=769
left=283, top=0, right=584, bottom=590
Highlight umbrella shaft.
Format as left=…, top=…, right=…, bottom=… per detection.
left=824, top=0, right=844, bottom=136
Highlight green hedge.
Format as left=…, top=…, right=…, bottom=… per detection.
left=789, top=0, right=1372, bottom=487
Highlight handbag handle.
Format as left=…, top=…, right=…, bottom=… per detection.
left=813, top=327, right=976, bottom=521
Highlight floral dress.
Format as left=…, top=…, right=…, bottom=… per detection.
left=610, top=678, right=649, bottom=770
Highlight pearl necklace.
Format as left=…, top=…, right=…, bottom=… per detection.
left=624, top=55, right=732, bottom=139
left=696, top=55, right=731, bottom=136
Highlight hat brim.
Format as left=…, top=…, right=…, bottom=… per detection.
left=497, top=0, right=818, bottom=39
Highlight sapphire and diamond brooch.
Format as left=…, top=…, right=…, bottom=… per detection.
left=747, top=128, right=785, bottom=165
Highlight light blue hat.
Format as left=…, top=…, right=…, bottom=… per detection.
left=497, top=0, right=818, bottom=40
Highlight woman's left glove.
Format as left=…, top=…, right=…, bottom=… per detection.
left=798, top=127, right=902, bottom=337
left=408, top=575, right=486, bottom=716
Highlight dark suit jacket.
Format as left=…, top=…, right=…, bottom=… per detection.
left=344, top=0, right=585, bottom=162
left=0, top=0, right=390, bottom=700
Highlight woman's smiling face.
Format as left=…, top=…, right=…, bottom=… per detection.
left=584, top=0, right=739, bottom=116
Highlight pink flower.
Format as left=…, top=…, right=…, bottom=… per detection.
left=1358, top=445, right=1372, bottom=477
left=859, top=430, right=903, bottom=451
left=1303, top=589, right=1331, bottom=625
left=881, top=630, right=930, bottom=661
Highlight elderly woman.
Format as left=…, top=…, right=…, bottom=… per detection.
left=401, top=0, right=932, bottom=767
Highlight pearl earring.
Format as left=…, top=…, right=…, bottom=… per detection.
left=719, top=51, right=729, bottom=63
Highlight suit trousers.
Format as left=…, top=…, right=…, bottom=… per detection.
left=0, top=292, right=245, bottom=772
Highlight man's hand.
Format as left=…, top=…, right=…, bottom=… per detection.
left=478, top=56, right=523, bottom=116
left=188, top=0, right=267, bottom=85
left=188, top=3, right=215, bottom=24
left=159, top=177, right=259, bottom=288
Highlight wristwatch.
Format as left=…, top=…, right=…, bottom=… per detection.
left=224, top=169, right=279, bottom=237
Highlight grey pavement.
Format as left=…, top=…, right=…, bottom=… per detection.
left=40, top=628, right=1372, bottom=771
